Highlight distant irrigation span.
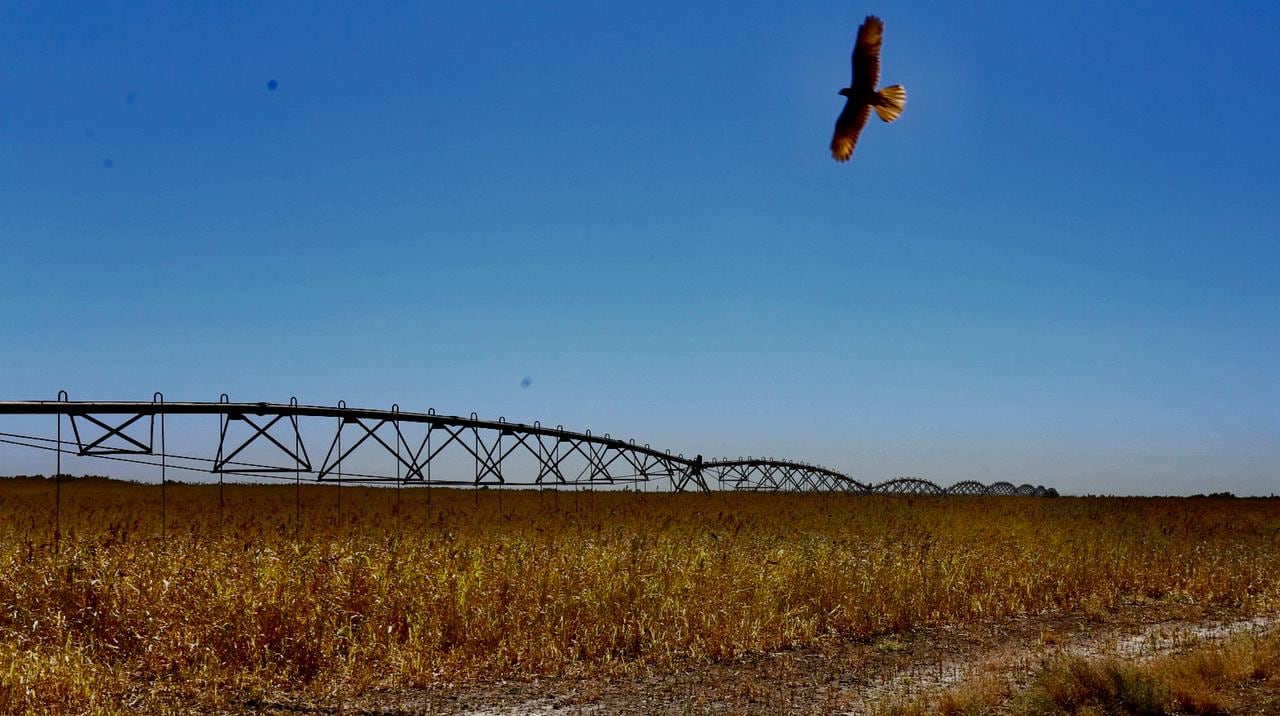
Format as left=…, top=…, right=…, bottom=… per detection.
left=0, top=395, right=1058, bottom=497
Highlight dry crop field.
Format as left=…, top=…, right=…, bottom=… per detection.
left=1, top=477, right=1279, bottom=714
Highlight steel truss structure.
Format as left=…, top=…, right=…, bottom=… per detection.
left=0, top=396, right=1057, bottom=496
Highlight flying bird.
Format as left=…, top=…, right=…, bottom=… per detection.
left=830, top=15, right=906, bottom=162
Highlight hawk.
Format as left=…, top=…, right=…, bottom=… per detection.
left=830, top=15, right=906, bottom=162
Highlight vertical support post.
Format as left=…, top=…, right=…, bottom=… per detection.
left=156, top=392, right=166, bottom=542
left=668, top=451, right=677, bottom=493
left=336, top=400, right=345, bottom=528
left=472, top=417, right=479, bottom=507
left=536, top=424, right=545, bottom=509
left=587, top=431, right=594, bottom=509
left=393, top=404, right=402, bottom=528
left=293, top=397, right=301, bottom=538
left=642, top=445, right=649, bottom=499
left=55, top=390, right=67, bottom=554
left=425, top=417, right=433, bottom=511
left=496, top=423, right=503, bottom=514
left=218, top=394, right=228, bottom=530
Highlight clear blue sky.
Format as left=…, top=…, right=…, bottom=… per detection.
left=2, top=1, right=1277, bottom=495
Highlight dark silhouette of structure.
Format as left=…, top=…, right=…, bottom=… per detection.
left=0, top=395, right=1057, bottom=496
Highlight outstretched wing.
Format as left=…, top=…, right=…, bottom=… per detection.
left=851, top=15, right=883, bottom=93
left=830, top=99, right=870, bottom=162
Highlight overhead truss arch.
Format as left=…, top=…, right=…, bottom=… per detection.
left=0, top=398, right=1056, bottom=496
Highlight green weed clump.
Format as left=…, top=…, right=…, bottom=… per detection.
left=0, top=478, right=1278, bottom=712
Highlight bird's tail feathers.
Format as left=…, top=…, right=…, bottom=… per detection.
left=873, top=85, right=906, bottom=123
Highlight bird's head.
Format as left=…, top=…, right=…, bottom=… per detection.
left=838, top=88, right=853, bottom=98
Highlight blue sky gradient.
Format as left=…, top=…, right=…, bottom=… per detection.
left=2, top=1, right=1277, bottom=494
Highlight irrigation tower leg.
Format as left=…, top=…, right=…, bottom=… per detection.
left=54, top=408, right=61, bottom=554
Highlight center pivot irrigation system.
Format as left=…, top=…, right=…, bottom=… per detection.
left=0, top=395, right=1058, bottom=497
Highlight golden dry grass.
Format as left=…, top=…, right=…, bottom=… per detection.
left=1010, top=630, right=1280, bottom=715
left=1, top=477, right=1278, bottom=714
left=874, top=629, right=1280, bottom=716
